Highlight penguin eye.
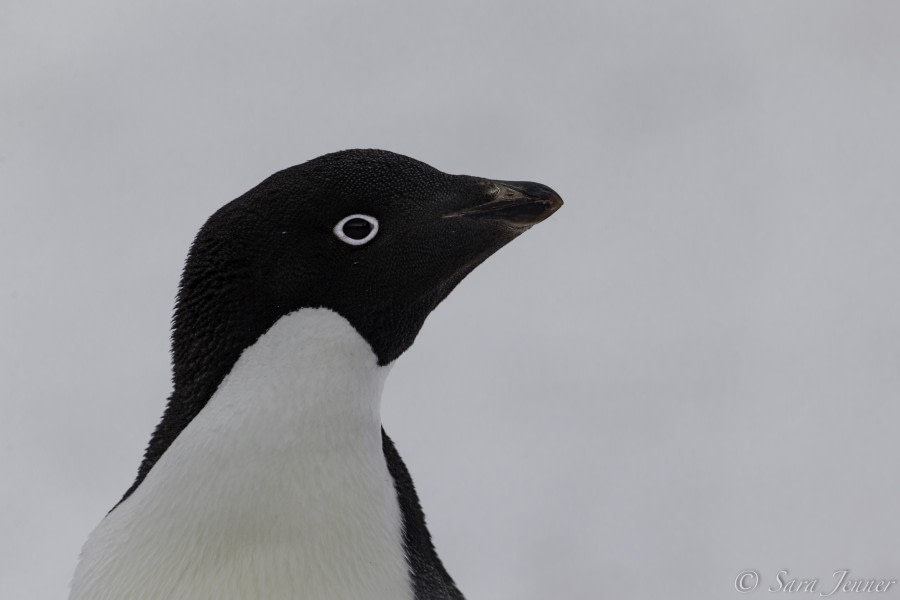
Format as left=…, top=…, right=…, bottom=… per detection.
left=334, top=214, right=379, bottom=246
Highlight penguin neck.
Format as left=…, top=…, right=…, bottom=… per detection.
left=163, top=307, right=393, bottom=467
left=153, top=305, right=395, bottom=492
left=71, top=307, right=413, bottom=600
left=188, top=306, right=392, bottom=451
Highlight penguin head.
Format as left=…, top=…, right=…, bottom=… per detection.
left=172, top=149, right=562, bottom=389
left=116, top=149, right=561, bottom=503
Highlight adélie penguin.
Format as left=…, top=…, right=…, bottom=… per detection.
left=69, top=149, right=563, bottom=600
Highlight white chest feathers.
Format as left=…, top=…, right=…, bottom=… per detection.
left=70, top=308, right=413, bottom=600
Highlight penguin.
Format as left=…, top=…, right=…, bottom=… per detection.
left=69, top=149, right=562, bottom=600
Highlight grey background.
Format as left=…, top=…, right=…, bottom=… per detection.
left=2, top=1, right=899, bottom=598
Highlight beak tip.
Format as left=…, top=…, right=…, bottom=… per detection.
left=499, top=180, right=564, bottom=227
left=546, top=189, right=564, bottom=213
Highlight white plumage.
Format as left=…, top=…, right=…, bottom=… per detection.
left=70, top=308, right=412, bottom=600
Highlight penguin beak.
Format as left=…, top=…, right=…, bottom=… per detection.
left=444, top=180, right=563, bottom=228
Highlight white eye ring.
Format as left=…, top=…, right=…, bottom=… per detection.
left=334, top=214, right=379, bottom=246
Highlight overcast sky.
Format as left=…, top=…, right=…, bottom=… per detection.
left=2, top=1, right=899, bottom=598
